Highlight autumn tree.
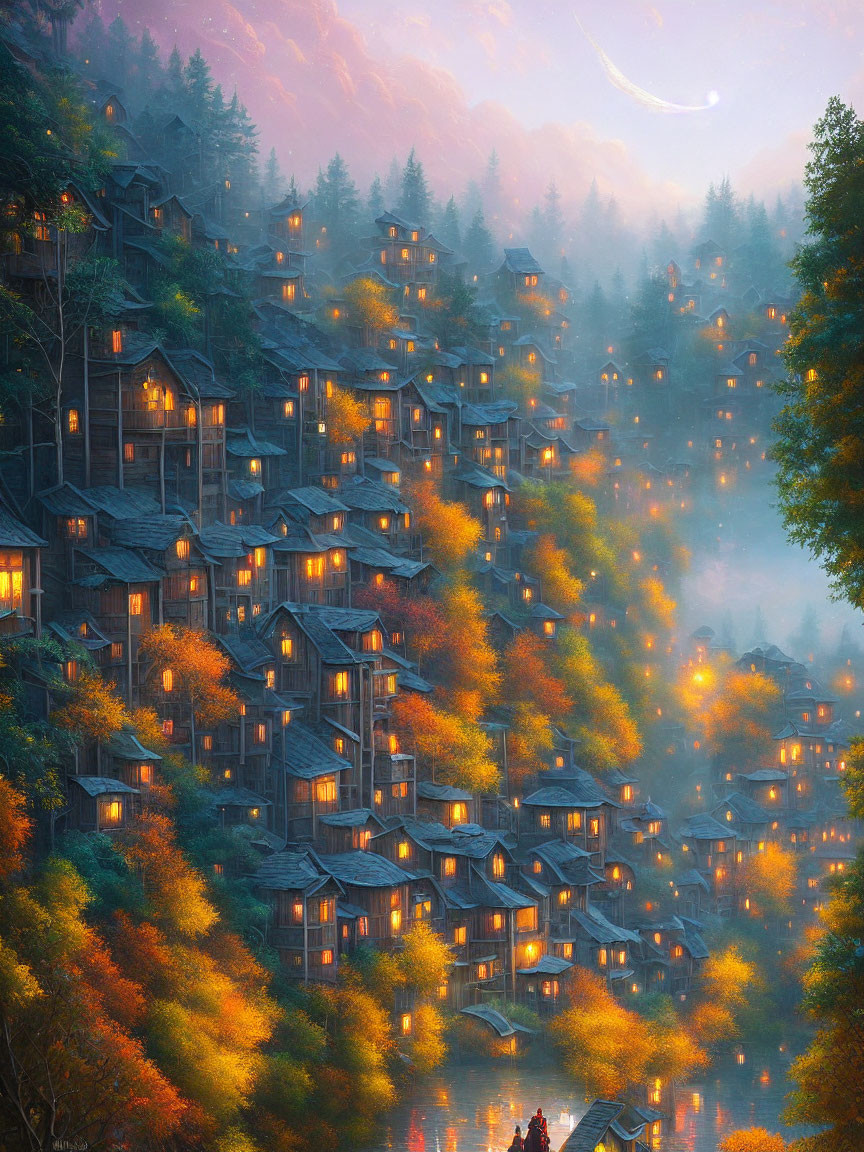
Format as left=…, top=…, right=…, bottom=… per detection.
left=526, top=533, right=583, bottom=611
left=0, top=778, right=31, bottom=879
left=408, top=478, right=483, bottom=571
left=340, top=276, right=398, bottom=343
left=719, top=1131, right=788, bottom=1152
left=140, top=624, right=240, bottom=758
left=693, top=664, right=782, bottom=773
left=555, top=628, right=642, bottom=771
left=432, top=578, right=500, bottom=719
left=326, top=383, right=369, bottom=446
left=0, top=856, right=184, bottom=1151
left=496, top=363, right=542, bottom=406
left=741, top=843, right=798, bottom=919
left=549, top=967, right=705, bottom=1099
left=392, top=694, right=499, bottom=794
left=353, top=578, right=445, bottom=666
left=688, top=944, right=761, bottom=1053
left=52, top=664, right=127, bottom=744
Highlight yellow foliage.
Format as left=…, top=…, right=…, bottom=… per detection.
left=639, top=576, right=677, bottom=631
left=409, top=479, right=483, bottom=571
left=555, top=629, right=642, bottom=769
left=120, top=812, right=219, bottom=937
left=742, top=843, right=798, bottom=918
left=718, top=1130, right=788, bottom=1152
left=507, top=703, right=555, bottom=792
left=527, top=534, right=584, bottom=609
left=408, top=1002, right=448, bottom=1074
left=496, top=363, right=542, bottom=405
left=434, top=578, right=500, bottom=718
left=326, top=385, right=369, bottom=445
left=397, top=921, right=452, bottom=996
left=551, top=968, right=696, bottom=1098
left=341, top=277, right=399, bottom=333
left=392, top=694, right=500, bottom=794
left=53, top=667, right=127, bottom=743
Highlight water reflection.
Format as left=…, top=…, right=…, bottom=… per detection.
left=365, top=1055, right=814, bottom=1152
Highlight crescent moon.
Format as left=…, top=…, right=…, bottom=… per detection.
left=576, top=16, right=720, bottom=114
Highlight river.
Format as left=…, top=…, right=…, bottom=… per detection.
left=365, top=1052, right=814, bottom=1152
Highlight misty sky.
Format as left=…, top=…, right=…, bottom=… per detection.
left=103, top=0, right=864, bottom=212
left=335, top=0, right=862, bottom=193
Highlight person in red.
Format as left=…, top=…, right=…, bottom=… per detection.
left=524, top=1109, right=549, bottom=1152
left=535, top=1109, right=549, bottom=1151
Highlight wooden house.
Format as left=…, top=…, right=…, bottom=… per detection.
left=66, top=775, right=139, bottom=833
left=494, top=248, right=544, bottom=300
left=560, top=1099, right=656, bottom=1152
left=0, top=505, right=46, bottom=637
left=318, top=808, right=384, bottom=853
left=278, top=721, right=352, bottom=841
left=197, top=522, right=277, bottom=631
left=255, top=849, right=342, bottom=982
left=316, top=849, right=435, bottom=950
left=71, top=545, right=163, bottom=702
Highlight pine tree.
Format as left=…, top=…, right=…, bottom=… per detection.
left=184, top=48, right=213, bottom=126
left=398, top=148, right=430, bottom=224
left=132, top=28, right=162, bottom=105
left=439, top=195, right=461, bottom=250
left=367, top=174, right=385, bottom=218
left=462, top=208, right=495, bottom=273
left=105, top=17, right=135, bottom=88
left=774, top=98, right=864, bottom=605
left=385, top=156, right=401, bottom=207
left=313, top=153, right=360, bottom=254
left=263, top=148, right=284, bottom=204
left=703, top=176, right=739, bottom=249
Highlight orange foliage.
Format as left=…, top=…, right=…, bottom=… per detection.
left=503, top=633, right=573, bottom=721
left=527, top=533, right=584, bottom=609
left=392, top=694, right=499, bottom=794
left=353, top=579, right=444, bottom=663
left=53, top=666, right=127, bottom=742
left=140, top=624, right=240, bottom=729
left=568, top=449, right=606, bottom=487
left=119, top=811, right=218, bottom=937
left=719, top=1130, right=788, bottom=1152
left=0, top=778, right=31, bottom=880
left=408, top=479, right=482, bottom=571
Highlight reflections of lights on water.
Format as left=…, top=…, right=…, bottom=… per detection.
left=366, top=1057, right=812, bottom=1152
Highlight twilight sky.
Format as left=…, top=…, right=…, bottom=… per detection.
left=98, top=0, right=864, bottom=218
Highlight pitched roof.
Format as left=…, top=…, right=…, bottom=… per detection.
left=522, top=785, right=604, bottom=810
left=316, top=850, right=417, bottom=888
left=255, top=849, right=335, bottom=894
left=280, top=723, right=352, bottom=779
left=711, top=792, right=770, bottom=825
left=417, top=781, right=473, bottom=802
left=70, top=776, right=139, bottom=797
left=679, top=814, right=737, bottom=840
left=0, top=505, right=47, bottom=548
left=76, top=546, right=163, bottom=584
left=501, top=248, right=543, bottom=276
left=561, top=1101, right=625, bottom=1152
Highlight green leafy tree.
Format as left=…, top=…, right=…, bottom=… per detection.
left=774, top=98, right=864, bottom=605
